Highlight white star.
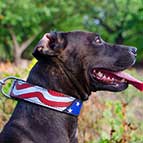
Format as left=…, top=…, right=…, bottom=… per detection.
left=68, top=108, right=72, bottom=113
left=76, top=102, right=80, bottom=106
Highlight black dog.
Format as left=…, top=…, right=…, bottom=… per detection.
left=0, top=31, right=136, bottom=143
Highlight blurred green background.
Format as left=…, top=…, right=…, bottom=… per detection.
left=0, top=0, right=143, bottom=143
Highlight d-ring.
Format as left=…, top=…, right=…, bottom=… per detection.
left=0, top=76, right=21, bottom=98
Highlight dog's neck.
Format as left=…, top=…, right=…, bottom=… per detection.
left=11, top=59, right=84, bottom=143
left=27, top=59, right=90, bottom=101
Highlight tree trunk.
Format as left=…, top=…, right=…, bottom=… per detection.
left=13, top=49, right=22, bottom=66
left=9, top=29, right=36, bottom=66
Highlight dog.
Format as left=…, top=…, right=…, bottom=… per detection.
left=0, top=31, right=136, bottom=143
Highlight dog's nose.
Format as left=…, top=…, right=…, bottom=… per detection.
left=129, top=47, right=137, bottom=55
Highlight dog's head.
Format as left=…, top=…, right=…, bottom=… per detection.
left=33, top=31, right=137, bottom=96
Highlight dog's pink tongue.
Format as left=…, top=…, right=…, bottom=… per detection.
left=113, top=71, right=143, bottom=91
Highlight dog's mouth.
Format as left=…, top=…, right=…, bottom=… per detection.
left=91, top=68, right=143, bottom=92
left=92, top=69, right=127, bottom=85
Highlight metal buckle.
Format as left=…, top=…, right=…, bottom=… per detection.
left=0, top=76, right=21, bottom=98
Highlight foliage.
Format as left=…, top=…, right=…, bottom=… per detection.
left=0, top=0, right=143, bottom=63
left=83, top=0, right=143, bottom=61
left=0, top=0, right=85, bottom=63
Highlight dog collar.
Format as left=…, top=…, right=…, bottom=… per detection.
left=7, top=79, right=83, bottom=116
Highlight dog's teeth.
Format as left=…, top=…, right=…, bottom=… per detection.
left=97, top=72, right=103, bottom=77
left=115, top=83, right=119, bottom=87
left=111, top=78, right=114, bottom=81
left=103, top=75, right=106, bottom=79
left=93, top=69, right=96, bottom=73
left=107, top=77, right=110, bottom=80
left=121, top=79, right=125, bottom=82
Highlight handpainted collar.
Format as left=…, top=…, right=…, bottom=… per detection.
left=9, top=80, right=83, bottom=116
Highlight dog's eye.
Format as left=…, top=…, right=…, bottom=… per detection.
left=95, top=36, right=102, bottom=44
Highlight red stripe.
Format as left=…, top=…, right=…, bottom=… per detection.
left=16, top=82, right=65, bottom=97
left=16, top=82, right=32, bottom=90
left=48, top=90, right=65, bottom=97
left=12, top=92, right=72, bottom=107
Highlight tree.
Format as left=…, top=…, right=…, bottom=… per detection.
left=0, top=0, right=143, bottom=64
left=0, top=0, right=54, bottom=65
left=83, top=0, right=143, bottom=61
left=0, top=0, right=87, bottom=65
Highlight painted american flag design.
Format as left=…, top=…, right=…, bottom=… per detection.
left=10, top=80, right=83, bottom=116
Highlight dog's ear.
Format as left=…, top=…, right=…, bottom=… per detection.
left=33, top=32, right=67, bottom=60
